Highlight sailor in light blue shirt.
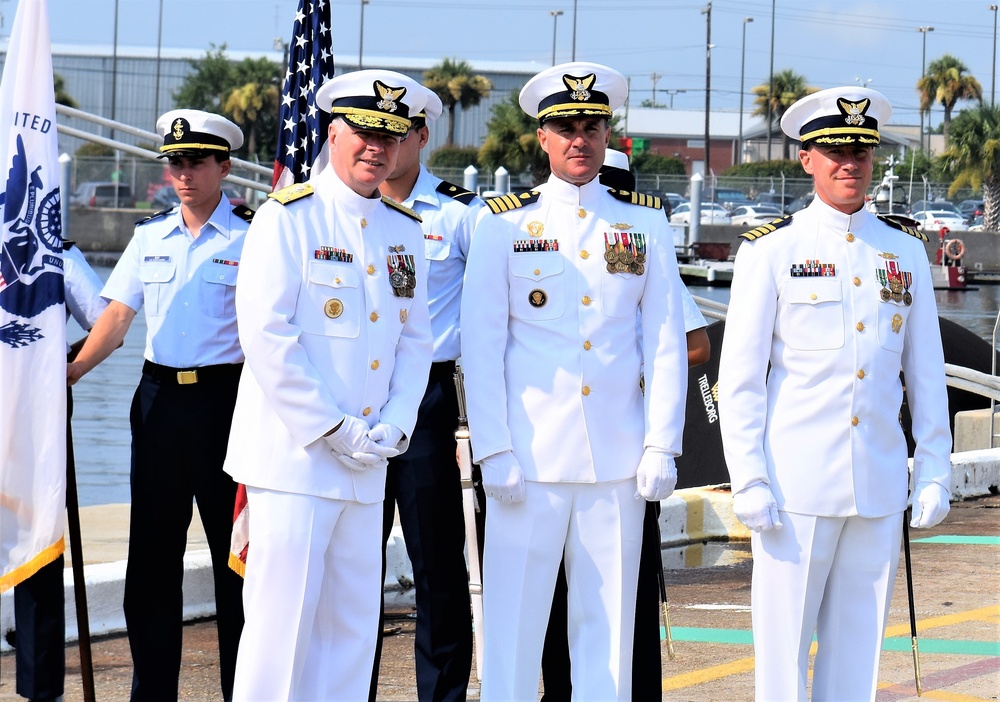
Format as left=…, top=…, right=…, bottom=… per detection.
left=102, top=195, right=248, bottom=367
left=67, top=109, right=250, bottom=701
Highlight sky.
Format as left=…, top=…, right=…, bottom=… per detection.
left=8, top=0, right=1000, bottom=130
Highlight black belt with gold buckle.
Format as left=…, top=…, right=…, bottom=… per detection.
left=142, top=360, right=243, bottom=385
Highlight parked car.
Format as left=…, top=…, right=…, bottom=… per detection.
left=787, top=192, right=814, bottom=213
left=669, top=202, right=730, bottom=225
left=909, top=208, right=968, bottom=232
left=753, top=192, right=796, bottom=213
left=222, top=183, right=248, bottom=207
left=70, top=181, right=135, bottom=208
left=729, top=204, right=785, bottom=227
left=909, top=200, right=962, bottom=218
left=150, top=183, right=248, bottom=210
left=703, top=187, right=750, bottom=211
left=958, top=199, right=985, bottom=223
left=150, top=185, right=180, bottom=210
left=968, top=214, right=985, bottom=232
left=661, top=192, right=686, bottom=218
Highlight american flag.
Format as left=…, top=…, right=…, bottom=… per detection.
left=271, top=0, right=335, bottom=190
left=230, top=0, right=335, bottom=577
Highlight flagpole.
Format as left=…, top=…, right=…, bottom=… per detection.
left=64, top=385, right=96, bottom=702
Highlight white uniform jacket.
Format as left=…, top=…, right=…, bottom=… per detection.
left=718, top=198, right=952, bottom=518
left=224, top=168, right=433, bottom=504
left=461, top=175, right=688, bottom=483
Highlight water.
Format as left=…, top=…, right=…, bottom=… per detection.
left=68, top=267, right=1000, bottom=507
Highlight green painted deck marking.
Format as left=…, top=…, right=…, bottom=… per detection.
left=661, top=627, right=999, bottom=656
left=912, top=535, right=1000, bottom=545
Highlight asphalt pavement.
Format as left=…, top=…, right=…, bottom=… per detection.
left=2, top=494, right=998, bottom=701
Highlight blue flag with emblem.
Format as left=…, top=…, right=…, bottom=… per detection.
left=271, top=0, right=336, bottom=190
left=0, top=0, right=68, bottom=592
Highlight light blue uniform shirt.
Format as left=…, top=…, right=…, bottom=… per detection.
left=101, top=194, right=250, bottom=368
left=401, top=166, right=482, bottom=362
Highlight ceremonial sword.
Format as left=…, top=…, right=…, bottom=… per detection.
left=902, top=506, right=923, bottom=695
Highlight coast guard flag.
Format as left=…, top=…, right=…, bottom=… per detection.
left=230, top=0, right=335, bottom=576
left=0, top=0, right=68, bottom=592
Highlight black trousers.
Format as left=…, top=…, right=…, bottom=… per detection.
left=370, top=361, right=473, bottom=702
left=12, top=387, right=75, bottom=700
left=124, top=365, right=244, bottom=701
left=541, top=500, right=664, bottom=700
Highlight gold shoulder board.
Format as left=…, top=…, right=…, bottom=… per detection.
left=877, top=214, right=928, bottom=241
left=485, top=190, right=541, bottom=215
left=435, top=180, right=478, bottom=206
left=381, top=196, right=422, bottom=222
left=267, top=183, right=314, bottom=205
left=607, top=188, right=663, bottom=210
left=740, top=215, right=794, bottom=241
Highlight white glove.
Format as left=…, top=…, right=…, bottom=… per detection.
left=910, top=482, right=950, bottom=528
left=635, top=449, right=678, bottom=501
left=479, top=451, right=525, bottom=504
left=733, top=481, right=782, bottom=532
left=353, top=422, right=403, bottom=464
left=323, top=415, right=397, bottom=471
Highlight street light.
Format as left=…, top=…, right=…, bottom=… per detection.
left=550, top=10, right=563, bottom=66
left=571, top=0, right=578, bottom=61
left=359, top=0, right=370, bottom=70
left=990, top=5, right=998, bottom=105
left=918, top=26, right=935, bottom=153
left=665, top=89, right=686, bottom=109
left=702, top=2, right=712, bottom=177
left=738, top=17, right=753, bottom=165
left=765, top=0, right=775, bottom=160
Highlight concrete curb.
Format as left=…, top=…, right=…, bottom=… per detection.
left=3, top=450, right=997, bottom=649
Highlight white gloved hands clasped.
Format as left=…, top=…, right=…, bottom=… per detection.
left=910, top=481, right=950, bottom=528
left=733, top=481, right=782, bottom=532
left=323, top=415, right=399, bottom=471
left=635, top=448, right=678, bottom=501
left=356, top=422, right=403, bottom=463
left=479, top=450, right=526, bottom=504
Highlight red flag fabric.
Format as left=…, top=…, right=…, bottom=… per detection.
left=229, top=0, right=335, bottom=577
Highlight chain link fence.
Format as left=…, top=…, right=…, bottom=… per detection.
left=71, top=156, right=976, bottom=214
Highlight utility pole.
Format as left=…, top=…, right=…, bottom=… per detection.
left=651, top=72, right=662, bottom=106
left=702, top=2, right=712, bottom=176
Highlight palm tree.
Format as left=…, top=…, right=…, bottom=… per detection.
left=423, top=58, right=493, bottom=146
left=478, top=93, right=549, bottom=184
left=224, top=82, right=280, bottom=159
left=751, top=70, right=817, bottom=160
left=917, top=55, right=983, bottom=145
left=939, top=104, right=1000, bottom=230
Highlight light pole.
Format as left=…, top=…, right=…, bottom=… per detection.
left=738, top=17, right=753, bottom=165
left=918, top=26, right=934, bottom=153
left=702, top=2, right=712, bottom=177
left=765, top=0, right=775, bottom=160
left=359, top=0, right=370, bottom=70
left=550, top=10, right=563, bottom=66
left=665, top=89, right=686, bottom=109
left=571, top=0, right=578, bottom=61
left=154, top=0, right=163, bottom=119
left=991, top=5, right=998, bottom=105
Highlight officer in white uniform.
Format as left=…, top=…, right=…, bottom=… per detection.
left=67, top=110, right=250, bottom=701
left=461, top=62, right=688, bottom=700
left=223, top=70, right=433, bottom=701
left=370, top=87, right=482, bottom=701
left=718, top=87, right=952, bottom=702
